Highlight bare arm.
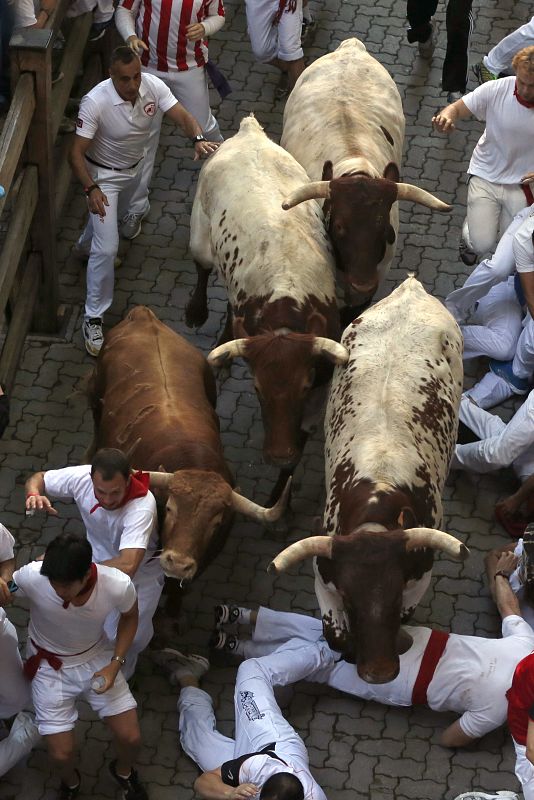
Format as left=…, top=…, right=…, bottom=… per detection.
left=101, top=548, right=145, bottom=579
left=92, top=599, right=139, bottom=692
left=164, top=103, right=220, bottom=160
left=493, top=552, right=522, bottom=618
left=527, top=718, right=534, bottom=765
left=485, top=544, right=517, bottom=601
left=0, top=556, right=15, bottom=605
left=432, top=99, right=472, bottom=133
left=520, top=272, right=534, bottom=321
left=25, top=471, right=58, bottom=515
left=69, top=135, right=110, bottom=218
left=194, top=769, right=258, bottom=800
left=440, top=719, right=478, bottom=748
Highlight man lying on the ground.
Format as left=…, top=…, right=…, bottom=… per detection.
left=210, top=555, right=533, bottom=750
left=155, top=642, right=330, bottom=800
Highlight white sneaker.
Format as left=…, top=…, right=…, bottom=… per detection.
left=453, top=792, right=519, bottom=800
left=120, top=209, right=149, bottom=240
left=83, top=317, right=104, bottom=357
left=152, top=648, right=209, bottom=685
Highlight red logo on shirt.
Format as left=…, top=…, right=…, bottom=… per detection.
left=143, top=102, right=156, bottom=117
left=76, top=118, right=83, bottom=128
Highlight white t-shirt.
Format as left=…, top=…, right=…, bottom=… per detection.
left=237, top=755, right=326, bottom=800
left=322, top=617, right=534, bottom=739
left=76, top=74, right=178, bottom=169
left=463, top=77, right=534, bottom=184
left=14, top=561, right=136, bottom=663
left=513, top=210, right=534, bottom=273
left=10, top=0, right=37, bottom=28
left=43, top=465, right=159, bottom=579
left=0, top=523, right=15, bottom=628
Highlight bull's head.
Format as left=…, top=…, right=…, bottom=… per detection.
left=269, top=527, right=468, bottom=683
left=207, top=332, right=348, bottom=468
left=149, top=469, right=290, bottom=581
left=282, top=162, right=452, bottom=307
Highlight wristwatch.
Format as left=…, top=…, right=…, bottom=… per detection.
left=192, top=134, right=207, bottom=144
left=111, top=655, right=126, bottom=665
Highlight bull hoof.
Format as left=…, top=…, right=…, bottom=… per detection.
left=185, top=301, right=208, bottom=329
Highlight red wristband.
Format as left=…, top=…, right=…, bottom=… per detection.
left=26, top=493, right=39, bottom=498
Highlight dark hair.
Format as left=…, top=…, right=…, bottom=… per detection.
left=260, top=773, right=304, bottom=800
left=41, top=533, right=92, bottom=583
left=110, top=46, right=139, bottom=67
left=91, top=448, right=130, bottom=481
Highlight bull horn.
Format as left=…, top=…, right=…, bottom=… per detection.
left=232, top=477, right=292, bottom=523
left=404, top=527, right=469, bottom=561
left=268, top=535, right=333, bottom=574
left=125, top=437, right=142, bottom=461
left=312, top=337, right=349, bottom=365
left=282, top=181, right=331, bottom=210
left=207, top=339, right=248, bottom=368
left=147, top=471, right=174, bottom=489
left=396, top=183, right=452, bottom=212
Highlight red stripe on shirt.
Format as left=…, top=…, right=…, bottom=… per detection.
left=193, top=0, right=206, bottom=67
left=156, top=0, right=173, bottom=71
left=121, top=0, right=136, bottom=9
left=176, top=0, right=195, bottom=71
left=140, top=0, right=152, bottom=67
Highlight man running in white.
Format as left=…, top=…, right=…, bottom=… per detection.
left=245, top=0, right=305, bottom=97
left=3, top=532, right=145, bottom=800
left=210, top=553, right=534, bottom=749
left=158, top=643, right=329, bottom=800
left=115, top=0, right=225, bottom=239
left=70, top=46, right=219, bottom=355
left=0, top=522, right=40, bottom=777
left=432, top=47, right=534, bottom=263
left=474, top=17, right=534, bottom=84
left=25, top=448, right=162, bottom=680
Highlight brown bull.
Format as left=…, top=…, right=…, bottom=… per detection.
left=88, top=306, right=287, bottom=581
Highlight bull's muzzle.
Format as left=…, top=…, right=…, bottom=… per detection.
left=160, top=550, right=198, bottom=581
left=357, top=658, right=399, bottom=684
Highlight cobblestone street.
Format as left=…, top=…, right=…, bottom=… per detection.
left=1, top=0, right=533, bottom=797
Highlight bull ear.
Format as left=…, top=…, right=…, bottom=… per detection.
left=306, top=310, right=328, bottom=337
left=233, top=316, right=249, bottom=338
left=397, top=507, right=418, bottom=529
left=158, top=465, right=167, bottom=472
left=322, top=160, right=333, bottom=181
left=383, top=162, right=400, bottom=183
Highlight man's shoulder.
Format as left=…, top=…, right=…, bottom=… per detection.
left=82, top=79, right=114, bottom=107
left=96, top=563, right=133, bottom=586
left=122, top=489, right=157, bottom=516
left=46, top=463, right=92, bottom=485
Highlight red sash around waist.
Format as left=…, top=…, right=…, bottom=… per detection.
left=411, top=630, right=450, bottom=705
left=24, top=637, right=101, bottom=680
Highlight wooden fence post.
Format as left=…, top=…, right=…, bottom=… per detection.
left=9, top=28, right=60, bottom=334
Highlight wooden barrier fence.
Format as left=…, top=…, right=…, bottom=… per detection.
left=0, top=0, right=107, bottom=391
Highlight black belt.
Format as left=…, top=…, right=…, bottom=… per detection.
left=85, top=155, right=142, bottom=172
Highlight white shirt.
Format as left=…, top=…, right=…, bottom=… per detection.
left=0, top=523, right=15, bottom=629
left=76, top=74, right=178, bottom=168
left=323, top=617, right=534, bottom=739
left=463, top=77, right=534, bottom=184
left=14, top=561, right=136, bottom=664
left=43, top=465, right=159, bottom=580
left=115, top=0, right=225, bottom=73
left=514, top=210, right=534, bottom=273
left=238, top=755, right=326, bottom=800
left=10, top=0, right=37, bottom=28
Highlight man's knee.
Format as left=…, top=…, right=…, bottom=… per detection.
left=47, top=736, right=76, bottom=765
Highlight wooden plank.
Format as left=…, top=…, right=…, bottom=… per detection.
left=54, top=135, right=74, bottom=219
left=0, top=73, right=35, bottom=218
left=51, top=12, right=92, bottom=138
left=0, top=254, right=40, bottom=393
left=0, top=167, right=38, bottom=316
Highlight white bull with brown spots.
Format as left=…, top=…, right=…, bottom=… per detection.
left=270, top=277, right=467, bottom=683
left=281, top=38, right=452, bottom=309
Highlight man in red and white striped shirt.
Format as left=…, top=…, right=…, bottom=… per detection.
left=115, top=0, right=225, bottom=239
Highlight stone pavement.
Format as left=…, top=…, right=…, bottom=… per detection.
left=1, top=0, right=533, bottom=797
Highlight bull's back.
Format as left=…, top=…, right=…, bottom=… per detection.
left=94, top=307, right=221, bottom=456
left=324, top=277, right=463, bottom=527
left=281, top=38, right=404, bottom=180
left=190, top=116, right=336, bottom=304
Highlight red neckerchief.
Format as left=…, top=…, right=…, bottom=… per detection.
left=89, top=470, right=150, bottom=514
left=62, top=562, right=98, bottom=609
left=514, top=82, right=534, bottom=109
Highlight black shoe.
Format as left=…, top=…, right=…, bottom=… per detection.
left=59, top=770, right=81, bottom=800
left=109, top=760, right=148, bottom=800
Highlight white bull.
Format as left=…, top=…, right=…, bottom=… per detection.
left=281, top=38, right=452, bottom=308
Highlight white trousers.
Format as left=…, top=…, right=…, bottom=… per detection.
left=446, top=205, right=530, bottom=320
left=461, top=278, right=523, bottom=361
left=77, top=162, right=141, bottom=320
left=0, top=615, right=31, bottom=719
left=128, top=67, right=223, bottom=216
left=454, top=392, right=534, bottom=480
left=104, top=569, right=164, bottom=680
left=485, top=18, right=534, bottom=76
left=0, top=712, right=40, bottom=778
left=245, top=0, right=303, bottom=63
left=466, top=175, right=527, bottom=261
left=178, top=638, right=334, bottom=769
left=465, top=372, right=515, bottom=409
left=66, top=0, right=114, bottom=22
left=513, top=740, right=534, bottom=800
